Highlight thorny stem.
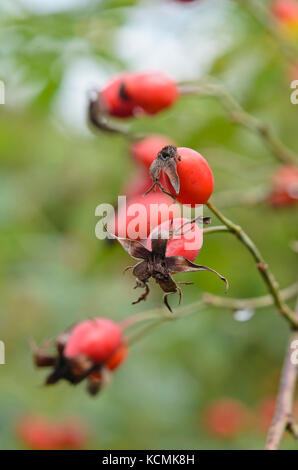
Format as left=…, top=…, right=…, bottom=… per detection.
left=202, top=282, right=298, bottom=310
left=265, top=330, right=298, bottom=450
left=206, top=201, right=298, bottom=329
left=179, top=82, right=298, bottom=165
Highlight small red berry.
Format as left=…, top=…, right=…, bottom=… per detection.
left=146, top=218, right=203, bottom=262
left=161, top=147, right=214, bottom=206
left=124, top=71, right=178, bottom=114
left=64, top=318, right=124, bottom=364
left=131, top=135, right=176, bottom=168
left=204, top=399, right=250, bottom=438
left=268, top=165, right=298, bottom=207
left=16, top=415, right=88, bottom=450
left=99, top=74, right=135, bottom=118
left=110, top=192, right=180, bottom=240
left=272, top=0, right=298, bottom=23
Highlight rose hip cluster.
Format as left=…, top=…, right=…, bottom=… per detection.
left=108, top=141, right=227, bottom=311
left=34, top=69, right=227, bottom=397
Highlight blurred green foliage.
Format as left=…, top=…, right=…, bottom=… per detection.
left=0, top=0, right=298, bottom=450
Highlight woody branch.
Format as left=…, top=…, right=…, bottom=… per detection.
left=265, top=329, right=298, bottom=449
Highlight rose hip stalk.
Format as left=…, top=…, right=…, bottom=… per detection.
left=33, top=318, right=127, bottom=396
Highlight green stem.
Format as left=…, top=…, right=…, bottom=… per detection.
left=180, top=82, right=298, bottom=165
left=206, top=201, right=298, bottom=329
left=202, top=282, right=298, bottom=310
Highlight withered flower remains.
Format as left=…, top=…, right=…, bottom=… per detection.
left=32, top=321, right=125, bottom=396
left=145, top=145, right=181, bottom=197
left=113, top=226, right=228, bottom=312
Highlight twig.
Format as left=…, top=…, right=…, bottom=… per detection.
left=211, top=186, right=268, bottom=209
left=265, top=330, right=298, bottom=450
left=287, top=416, right=298, bottom=441
left=179, top=81, right=298, bottom=165
left=203, top=225, right=229, bottom=235
left=202, top=282, right=298, bottom=310
left=123, top=300, right=205, bottom=346
left=206, top=201, right=298, bottom=328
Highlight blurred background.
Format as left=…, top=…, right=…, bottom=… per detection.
left=1, top=0, right=298, bottom=450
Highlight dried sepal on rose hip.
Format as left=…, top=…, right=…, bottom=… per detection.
left=32, top=318, right=127, bottom=396
left=146, top=146, right=214, bottom=206
left=110, top=220, right=228, bottom=312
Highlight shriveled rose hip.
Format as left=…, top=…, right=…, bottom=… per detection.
left=64, top=318, right=124, bottom=364
left=146, top=218, right=203, bottom=262
left=131, top=135, right=176, bottom=168
left=99, top=73, right=135, bottom=118
left=123, top=71, right=178, bottom=114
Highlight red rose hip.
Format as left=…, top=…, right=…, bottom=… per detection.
left=204, top=399, right=250, bottom=438
left=64, top=318, right=124, bottom=364
left=161, top=147, right=214, bottom=206
left=110, top=192, right=180, bottom=240
left=124, top=71, right=178, bottom=114
left=146, top=217, right=203, bottom=262
left=268, top=165, right=298, bottom=207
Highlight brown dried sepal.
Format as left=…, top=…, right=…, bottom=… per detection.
left=32, top=330, right=107, bottom=396
left=111, top=226, right=228, bottom=312
left=145, top=145, right=181, bottom=198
